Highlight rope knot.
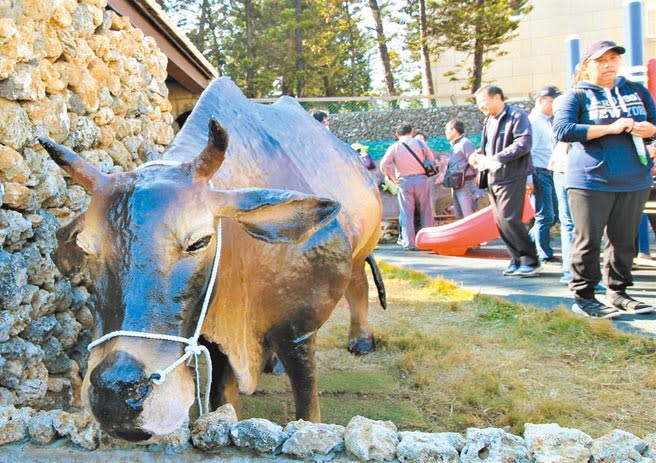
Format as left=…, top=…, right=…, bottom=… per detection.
left=185, top=343, right=203, bottom=356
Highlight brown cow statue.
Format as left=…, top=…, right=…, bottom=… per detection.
left=38, top=78, right=384, bottom=441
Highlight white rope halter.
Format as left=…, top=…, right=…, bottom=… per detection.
left=87, top=160, right=220, bottom=415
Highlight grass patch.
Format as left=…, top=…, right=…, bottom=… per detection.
left=318, top=371, right=398, bottom=394
left=320, top=396, right=428, bottom=430
left=241, top=262, right=656, bottom=437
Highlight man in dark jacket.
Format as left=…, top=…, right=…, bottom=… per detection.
left=471, top=85, right=541, bottom=277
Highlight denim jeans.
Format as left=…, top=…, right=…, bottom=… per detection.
left=553, top=172, right=573, bottom=281
left=529, top=168, right=557, bottom=260
left=452, top=178, right=480, bottom=218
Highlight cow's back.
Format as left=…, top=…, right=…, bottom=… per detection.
left=164, top=78, right=381, bottom=253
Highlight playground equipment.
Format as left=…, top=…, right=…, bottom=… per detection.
left=415, top=194, right=535, bottom=256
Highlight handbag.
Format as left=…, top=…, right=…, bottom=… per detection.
left=401, top=142, right=438, bottom=177
left=443, top=171, right=465, bottom=189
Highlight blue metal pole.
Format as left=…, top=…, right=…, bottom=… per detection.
left=565, top=35, right=580, bottom=88
left=624, top=0, right=644, bottom=67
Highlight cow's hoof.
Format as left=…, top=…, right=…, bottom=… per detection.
left=347, top=336, right=375, bottom=355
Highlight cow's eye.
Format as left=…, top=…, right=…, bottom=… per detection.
left=75, top=233, right=95, bottom=256
left=186, top=235, right=212, bottom=253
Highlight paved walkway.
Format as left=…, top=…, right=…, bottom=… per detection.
left=373, top=239, right=656, bottom=338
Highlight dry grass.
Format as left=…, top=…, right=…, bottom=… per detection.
left=243, top=261, right=656, bottom=438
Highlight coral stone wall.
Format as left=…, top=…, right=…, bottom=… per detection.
left=0, top=0, right=174, bottom=410
left=330, top=101, right=533, bottom=144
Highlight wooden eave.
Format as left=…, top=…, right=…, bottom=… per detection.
left=107, top=0, right=217, bottom=93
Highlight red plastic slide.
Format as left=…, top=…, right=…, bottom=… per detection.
left=416, top=194, right=535, bottom=256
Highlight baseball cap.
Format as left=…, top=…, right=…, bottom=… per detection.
left=351, top=142, right=369, bottom=152
left=538, top=85, right=561, bottom=98
left=580, top=40, right=625, bottom=63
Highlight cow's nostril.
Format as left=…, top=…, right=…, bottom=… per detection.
left=89, top=350, right=152, bottom=432
left=113, top=428, right=153, bottom=442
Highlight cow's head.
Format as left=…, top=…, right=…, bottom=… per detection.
left=39, top=119, right=339, bottom=441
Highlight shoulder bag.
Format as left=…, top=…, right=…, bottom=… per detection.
left=401, top=142, right=438, bottom=177
left=443, top=171, right=465, bottom=189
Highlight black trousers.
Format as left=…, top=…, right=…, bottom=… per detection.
left=488, top=178, right=538, bottom=266
left=568, top=188, right=650, bottom=299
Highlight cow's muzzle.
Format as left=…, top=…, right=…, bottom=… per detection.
left=88, top=350, right=154, bottom=441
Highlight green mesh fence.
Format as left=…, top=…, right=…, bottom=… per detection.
left=358, top=135, right=482, bottom=160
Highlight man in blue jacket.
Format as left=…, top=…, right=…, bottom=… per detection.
left=470, top=85, right=541, bottom=277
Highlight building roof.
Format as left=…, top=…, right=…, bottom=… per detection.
left=107, top=0, right=218, bottom=93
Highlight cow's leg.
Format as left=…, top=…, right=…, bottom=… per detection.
left=200, top=338, right=240, bottom=415
left=273, top=334, right=320, bottom=422
left=344, top=264, right=374, bottom=355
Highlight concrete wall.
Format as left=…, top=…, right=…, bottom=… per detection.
left=430, top=0, right=656, bottom=100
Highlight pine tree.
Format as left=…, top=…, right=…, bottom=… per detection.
left=427, top=0, right=532, bottom=94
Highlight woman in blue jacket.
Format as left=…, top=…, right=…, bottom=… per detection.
left=553, top=40, right=656, bottom=319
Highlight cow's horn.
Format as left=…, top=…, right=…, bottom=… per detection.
left=191, top=117, right=228, bottom=180
left=37, top=136, right=108, bottom=191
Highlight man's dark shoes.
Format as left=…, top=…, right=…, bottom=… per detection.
left=606, top=291, right=655, bottom=315
left=502, top=261, right=519, bottom=276
left=571, top=297, right=621, bottom=319
left=515, top=263, right=542, bottom=278
left=543, top=256, right=562, bottom=264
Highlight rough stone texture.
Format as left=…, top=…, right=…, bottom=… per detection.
left=230, top=418, right=288, bottom=455
left=27, top=409, right=58, bottom=445
left=330, top=101, right=533, bottom=144
left=0, top=0, right=173, bottom=413
left=591, top=429, right=649, bottom=463
left=524, top=422, right=593, bottom=463
left=281, top=419, right=345, bottom=459
left=190, top=403, right=237, bottom=450
left=2, top=407, right=656, bottom=461
left=396, top=431, right=464, bottom=462
left=642, top=432, right=656, bottom=459
left=344, top=415, right=399, bottom=461
left=460, top=427, right=531, bottom=463
left=51, top=409, right=98, bottom=450
left=145, top=424, right=191, bottom=453
left=0, top=404, right=33, bottom=445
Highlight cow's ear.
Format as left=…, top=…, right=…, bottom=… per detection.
left=54, top=215, right=87, bottom=276
left=209, top=188, right=340, bottom=243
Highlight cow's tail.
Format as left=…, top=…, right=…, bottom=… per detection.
left=365, top=254, right=386, bottom=310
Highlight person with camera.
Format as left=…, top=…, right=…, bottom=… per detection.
left=444, top=119, right=479, bottom=218
left=380, top=123, right=436, bottom=251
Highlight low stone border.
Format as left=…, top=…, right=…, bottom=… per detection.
left=1, top=404, right=655, bottom=462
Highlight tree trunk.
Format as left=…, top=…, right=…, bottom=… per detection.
left=418, top=0, right=434, bottom=105
left=245, top=0, right=256, bottom=97
left=471, top=36, right=484, bottom=94
left=294, top=0, right=305, bottom=96
left=343, top=0, right=357, bottom=96
left=368, top=0, right=396, bottom=96
left=195, top=0, right=223, bottom=77
left=198, top=0, right=207, bottom=46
